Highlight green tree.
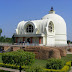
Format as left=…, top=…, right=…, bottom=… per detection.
left=67, top=40, right=70, bottom=44
left=0, top=28, right=2, bottom=36
left=0, top=36, right=5, bottom=42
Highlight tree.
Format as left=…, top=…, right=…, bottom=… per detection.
left=67, top=40, right=71, bottom=44
left=0, top=28, right=2, bottom=36
left=71, top=41, right=72, bottom=44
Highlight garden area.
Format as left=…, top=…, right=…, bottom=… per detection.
left=0, top=49, right=71, bottom=72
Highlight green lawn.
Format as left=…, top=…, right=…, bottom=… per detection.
left=31, top=54, right=72, bottom=68
left=61, top=54, right=72, bottom=62
left=0, top=54, right=2, bottom=63
left=0, top=54, right=72, bottom=68
left=31, top=59, right=48, bottom=68
left=24, top=54, right=72, bottom=68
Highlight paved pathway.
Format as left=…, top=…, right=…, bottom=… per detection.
left=67, top=50, right=72, bottom=72
left=67, top=51, right=72, bottom=54
left=67, top=51, right=72, bottom=72
left=0, top=67, right=25, bottom=72
left=69, top=67, right=72, bottom=72
left=66, top=51, right=72, bottom=72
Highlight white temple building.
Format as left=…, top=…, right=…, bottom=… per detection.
left=14, top=7, right=67, bottom=46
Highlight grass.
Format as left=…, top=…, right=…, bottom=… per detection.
left=0, top=54, right=72, bottom=68
left=0, top=54, right=2, bottom=63
left=61, top=54, right=72, bottom=62
left=27, top=54, right=72, bottom=68
left=32, top=54, right=72, bottom=68
left=31, top=59, right=48, bottom=68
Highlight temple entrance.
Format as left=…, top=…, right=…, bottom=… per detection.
left=27, top=38, right=30, bottom=43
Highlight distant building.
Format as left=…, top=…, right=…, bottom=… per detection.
left=14, top=7, right=67, bottom=46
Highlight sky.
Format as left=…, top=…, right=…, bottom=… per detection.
left=0, top=0, right=72, bottom=41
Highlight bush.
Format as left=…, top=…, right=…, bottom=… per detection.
left=44, top=61, right=71, bottom=72
left=43, top=68, right=61, bottom=72
left=2, top=49, right=35, bottom=66
left=0, top=61, right=71, bottom=72
left=26, top=66, right=45, bottom=72
left=0, top=63, right=29, bottom=70
left=46, top=58, right=65, bottom=70
left=66, top=61, right=71, bottom=67
left=61, top=65, right=70, bottom=72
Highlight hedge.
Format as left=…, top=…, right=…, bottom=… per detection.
left=44, top=61, right=71, bottom=72
left=0, top=63, right=28, bottom=70
left=46, top=58, right=65, bottom=70
left=61, top=65, right=69, bottom=72
left=2, top=49, right=35, bottom=66
left=0, top=61, right=71, bottom=72
left=66, top=61, right=71, bottom=67
left=44, top=65, right=70, bottom=72
left=26, top=66, right=45, bottom=72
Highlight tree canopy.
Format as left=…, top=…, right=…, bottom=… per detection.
left=0, top=28, right=2, bottom=36
left=0, top=28, right=13, bottom=43
left=0, top=36, right=12, bottom=43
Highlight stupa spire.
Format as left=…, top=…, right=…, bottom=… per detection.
left=49, top=7, right=55, bottom=14
left=50, top=7, right=54, bottom=11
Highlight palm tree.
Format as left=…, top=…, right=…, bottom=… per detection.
left=0, top=28, right=2, bottom=36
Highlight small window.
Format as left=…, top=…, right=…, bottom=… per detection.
left=26, top=24, right=34, bottom=33
left=48, top=21, right=54, bottom=32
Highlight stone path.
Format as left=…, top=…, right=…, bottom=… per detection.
left=66, top=51, right=72, bottom=72
left=67, top=51, right=72, bottom=72
left=67, top=51, right=72, bottom=54
left=69, top=67, right=72, bottom=72
left=0, top=67, right=25, bottom=72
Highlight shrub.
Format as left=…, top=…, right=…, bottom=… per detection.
left=2, top=49, right=35, bottom=66
left=26, top=68, right=35, bottom=72
left=66, top=61, right=71, bottom=67
left=0, top=63, right=29, bottom=70
left=44, top=61, right=71, bottom=72
left=43, top=68, right=61, bottom=72
left=26, top=66, right=45, bottom=72
left=46, top=58, right=65, bottom=70
left=0, top=61, right=71, bottom=72
left=61, top=65, right=69, bottom=72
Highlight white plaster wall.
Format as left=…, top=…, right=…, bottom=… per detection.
left=42, top=13, right=67, bottom=45
left=42, top=14, right=66, bottom=34
left=31, top=19, right=48, bottom=34
left=55, top=34, right=67, bottom=45
left=55, top=41, right=67, bottom=45
left=16, top=21, right=26, bottom=34
left=46, top=36, right=55, bottom=46
left=43, top=36, right=45, bottom=45
left=55, top=35, right=67, bottom=40
left=41, top=38, right=43, bottom=44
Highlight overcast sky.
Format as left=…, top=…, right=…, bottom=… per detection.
left=0, top=0, right=72, bottom=41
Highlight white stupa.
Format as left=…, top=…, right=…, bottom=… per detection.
left=14, top=7, right=67, bottom=46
